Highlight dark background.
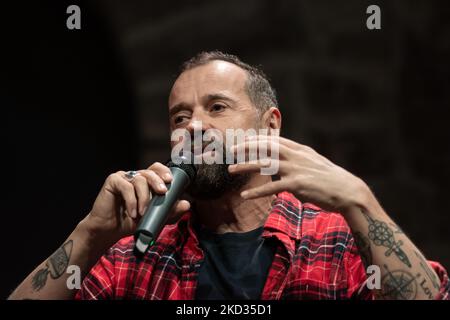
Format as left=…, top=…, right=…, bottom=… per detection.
left=2, top=0, right=450, bottom=299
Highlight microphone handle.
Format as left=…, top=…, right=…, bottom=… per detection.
left=134, top=167, right=191, bottom=254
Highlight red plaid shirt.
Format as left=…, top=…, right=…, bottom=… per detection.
left=75, top=192, right=450, bottom=300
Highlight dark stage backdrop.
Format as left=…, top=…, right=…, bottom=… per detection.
left=2, top=0, right=450, bottom=299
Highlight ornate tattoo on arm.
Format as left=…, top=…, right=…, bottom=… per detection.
left=31, top=240, right=73, bottom=291
left=380, top=264, right=419, bottom=300
left=361, top=210, right=412, bottom=268
left=414, top=250, right=440, bottom=290
left=389, top=222, right=404, bottom=234
left=353, top=231, right=372, bottom=267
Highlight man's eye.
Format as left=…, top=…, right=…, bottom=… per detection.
left=174, top=115, right=188, bottom=124
left=210, top=104, right=225, bottom=112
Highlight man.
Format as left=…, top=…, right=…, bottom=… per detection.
left=9, top=51, right=449, bottom=300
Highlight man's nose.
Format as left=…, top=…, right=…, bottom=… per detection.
left=185, top=110, right=212, bottom=136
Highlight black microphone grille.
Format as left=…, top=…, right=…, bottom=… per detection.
left=166, top=156, right=197, bottom=181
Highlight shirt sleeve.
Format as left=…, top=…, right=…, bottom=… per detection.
left=74, top=251, right=116, bottom=300
left=344, top=241, right=375, bottom=299
left=344, top=237, right=450, bottom=300
left=428, top=260, right=450, bottom=300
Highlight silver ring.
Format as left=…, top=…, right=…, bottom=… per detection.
left=124, top=170, right=139, bottom=181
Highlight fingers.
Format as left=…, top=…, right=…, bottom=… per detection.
left=108, top=172, right=138, bottom=218
left=167, top=200, right=191, bottom=224
left=139, top=169, right=169, bottom=195
left=126, top=163, right=183, bottom=218
left=231, top=135, right=314, bottom=154
left=110, top=159, right=195, bottom=212
left=229, top=137, right=288, bottom=162
left=120, top=171, right=191, bottom=220
left=148, top=162, right=173, bottom=183
left=129, top=175, right=150, bottom=216
left=228, top=159, right=281, bottom=174
left=228, top=136, right=321, bottom=176
left=174, top=200, right=190, bottom=214
left=130, top=177, right=190, bottom=220
left=132, top=163, right=175, bottom=216
left=248, top=135, right=306, bottom=151
left=138, top=162, right=174, bottom=196
left=241, top=179, right=290, bottom=200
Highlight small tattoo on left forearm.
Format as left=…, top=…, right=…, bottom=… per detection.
left=31, top=240, right=73, bottom=291
left=31, top=268, right=50, bottom=291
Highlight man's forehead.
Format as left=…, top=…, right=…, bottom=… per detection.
left=169, top=60, right=248, bottom=105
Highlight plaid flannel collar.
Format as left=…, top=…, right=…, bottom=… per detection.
left=176, top=191, right=303, bottom=265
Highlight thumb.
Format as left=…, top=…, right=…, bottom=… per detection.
left=168, top=200, right=191, bottom=223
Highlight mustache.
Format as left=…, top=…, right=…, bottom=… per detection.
left=189, top=137, right=229, bottom=152
left=188, top=141, right=236, bottom=166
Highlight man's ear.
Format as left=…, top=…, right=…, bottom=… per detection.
left=262, top=107, right=282, bottom=134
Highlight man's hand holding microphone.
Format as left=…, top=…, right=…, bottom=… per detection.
left=9, top=159, right=194, bottom=300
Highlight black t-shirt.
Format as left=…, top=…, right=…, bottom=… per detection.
left=194, top=224, right=276, bottom=300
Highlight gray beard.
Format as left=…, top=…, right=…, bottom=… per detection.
left=186, top=162, right=250, bottom=200
left=184, top=122, right=261, bottom=200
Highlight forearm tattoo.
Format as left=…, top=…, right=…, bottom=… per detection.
left=31, top=240, right=73, bottom=291
left=361, top=211, right=411, bottom=268
left=381, top=264, right=418, bottom=300
left=414, top=250, right=440, bottom=290
left=381, top=261, right=438, bottom=300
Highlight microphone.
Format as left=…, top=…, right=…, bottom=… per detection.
left=134, top=157, right=196, bottom=255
